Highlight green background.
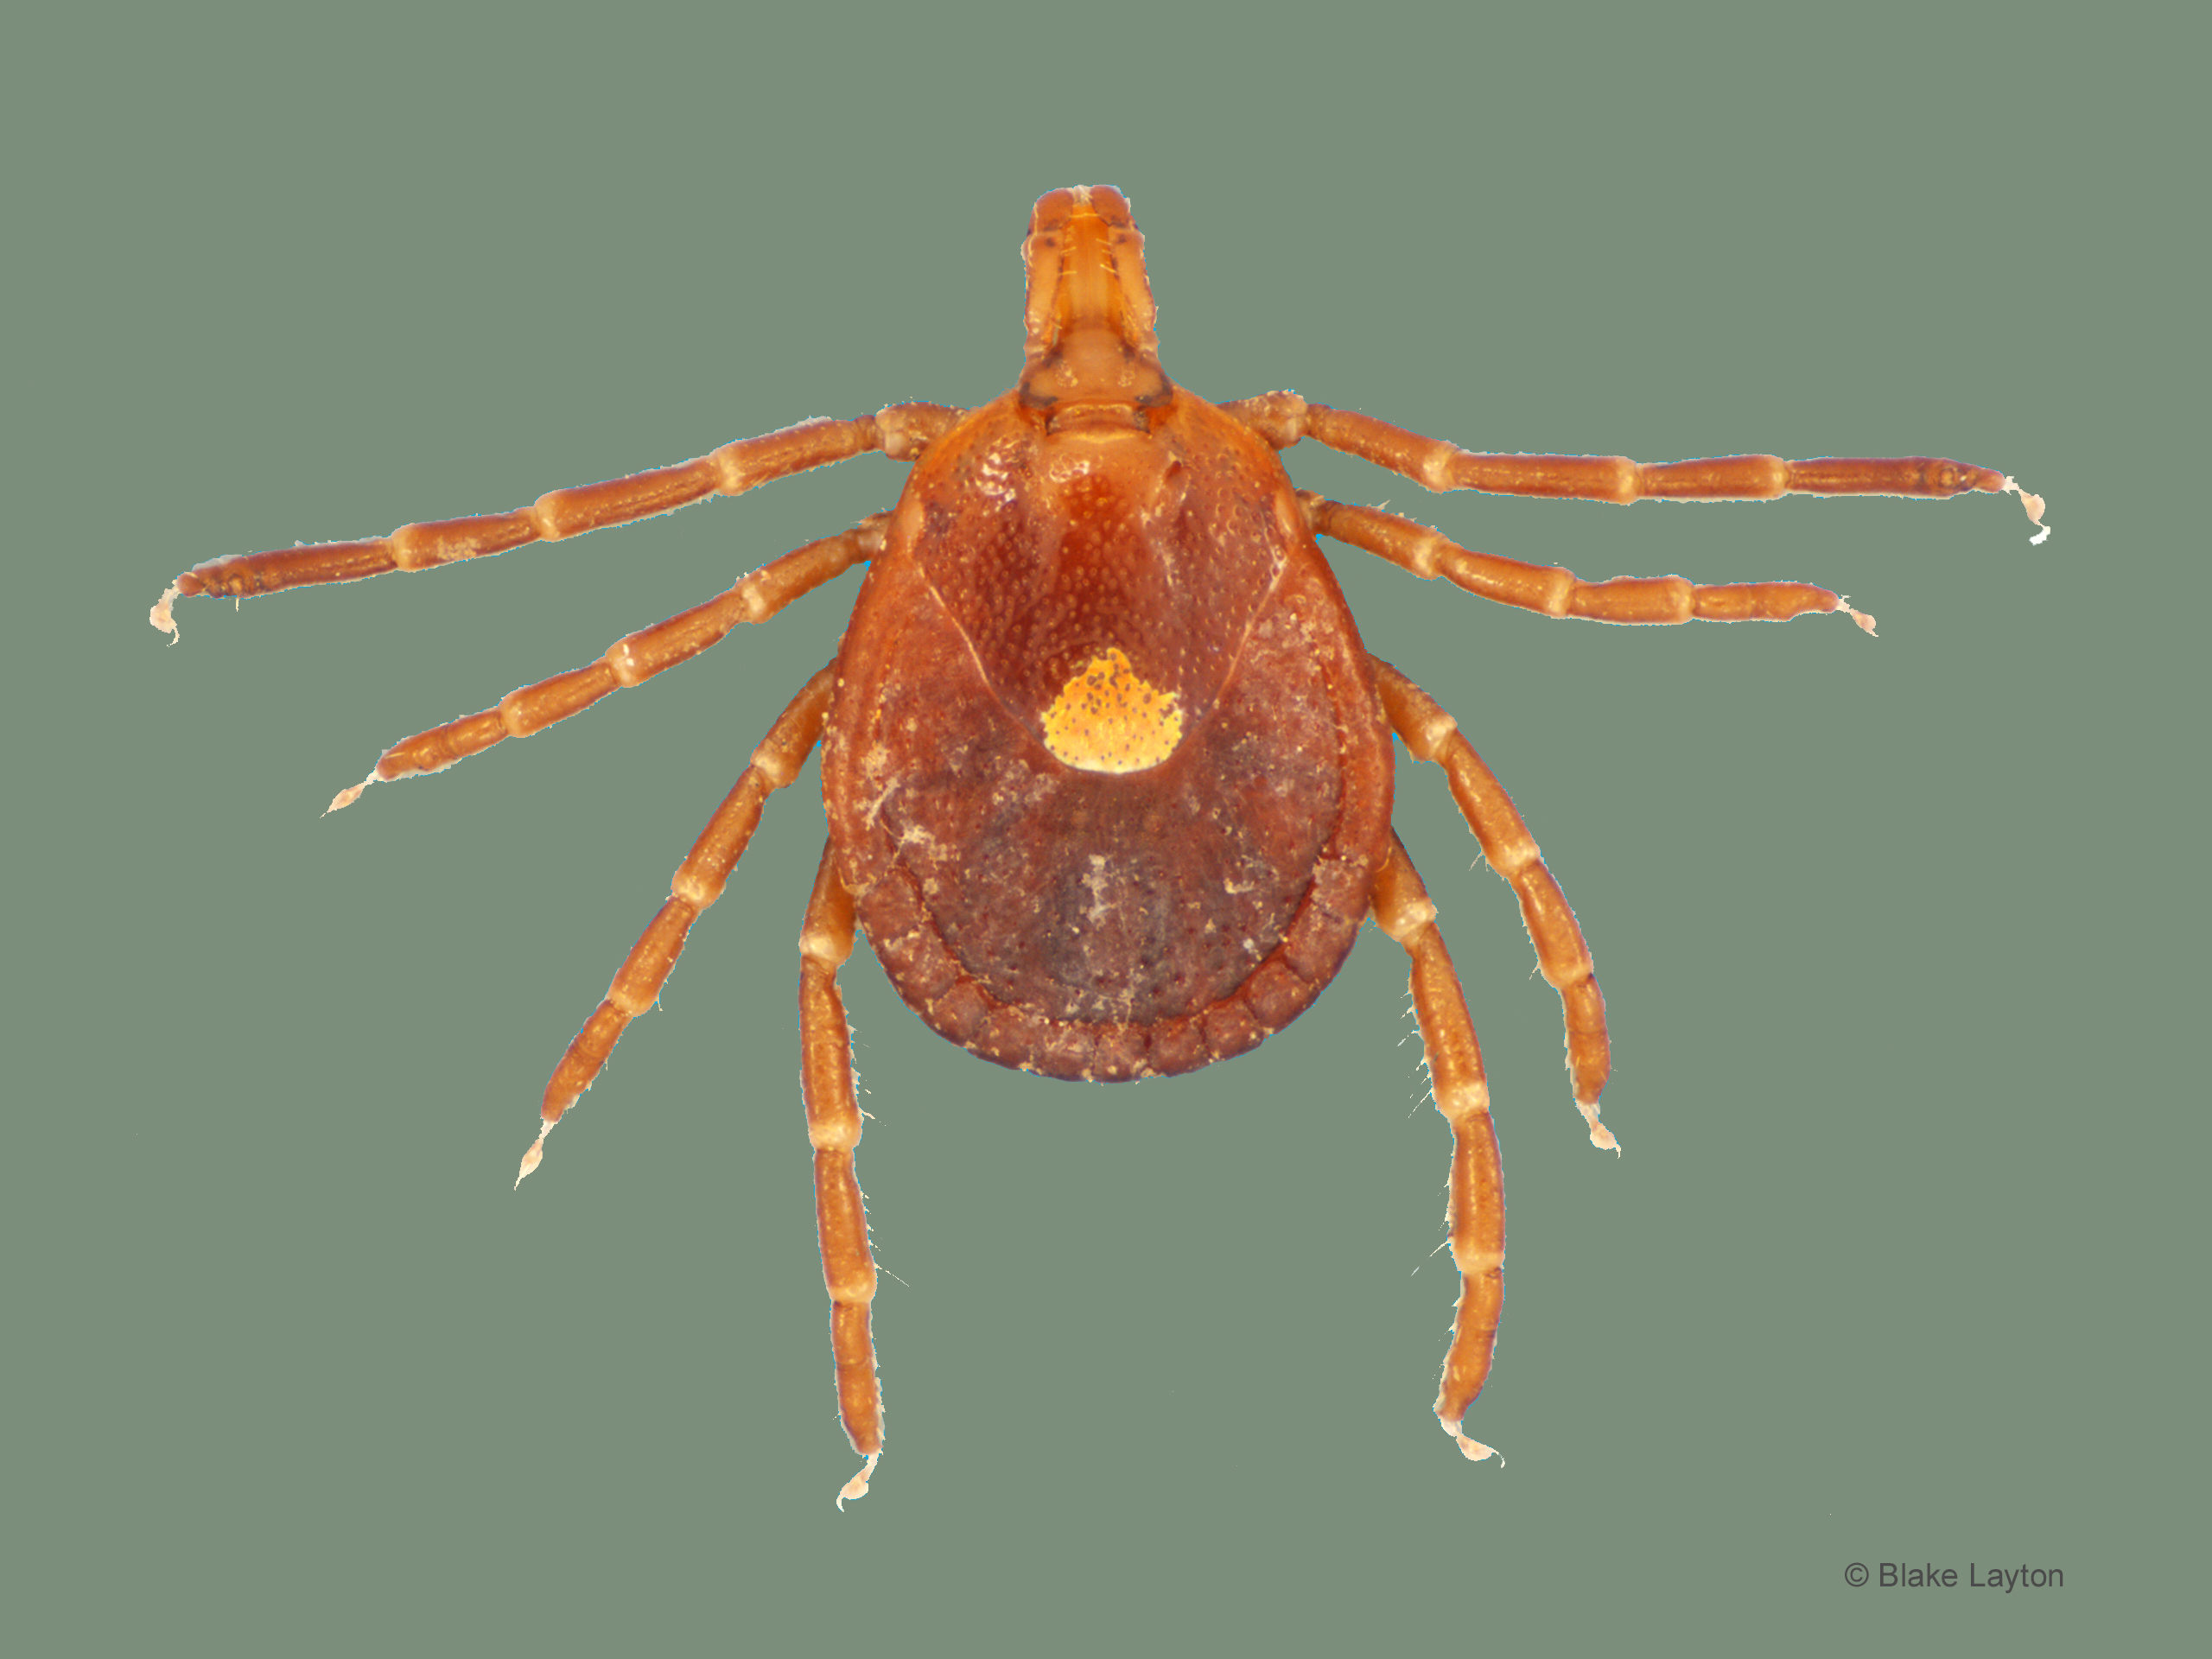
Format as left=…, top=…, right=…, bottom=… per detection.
left=8, top=2, right=2194, bottom=1652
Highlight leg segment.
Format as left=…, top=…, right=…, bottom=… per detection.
left=1375, top=660, right=1616, bottom=1149
left=514, top=665, right=835, bottom=1186
left=1307, top=495, right=1870, bottom=631
left=797, top=839, right=884, bottom=1507
left=149, top=403, right=961, bottom=632
left=1224, top=392, right=2011, bottom=505
left=327, top=519, right=882, bottom=812
left=1371, top=833, right=1503, bottom=1463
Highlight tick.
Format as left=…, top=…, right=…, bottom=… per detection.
left=152, top=187, right=2046, bottom=1505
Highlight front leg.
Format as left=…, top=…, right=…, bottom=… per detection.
left=149, top=404, right=962, bottom=633
left=1219, top=391, right=2046, bottom=535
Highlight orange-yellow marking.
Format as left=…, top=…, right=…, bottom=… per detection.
left=1039, top=646, right=1183, bottom=773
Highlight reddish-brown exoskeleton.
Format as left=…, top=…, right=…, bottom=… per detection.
left=153, top=187, right=2045, bottom=1504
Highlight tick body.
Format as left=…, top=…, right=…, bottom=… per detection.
left=828, top=221, right=1389, bottom=1077
left=155, top=187, right=2042, bottom=1504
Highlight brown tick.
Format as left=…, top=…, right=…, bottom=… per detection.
left=151, top=187, right=2047, bottom=1504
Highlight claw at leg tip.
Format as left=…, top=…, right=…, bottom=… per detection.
left=514, top=1131, right=547, bottom=1190
left=2003, top=476, right=2051, bottom=543
left=836, top=1452, right=879, bottom=1510
left=1579, top=1103, right=1620, bottom=1155
left=1441, top=1419, right=1498, bottom=1464
left=149, top=583, right=181, bottom=642
left=324, top=778, right=371, bottom=817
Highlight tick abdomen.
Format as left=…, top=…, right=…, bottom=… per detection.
left=824, top=391, right=1392, bottom=1081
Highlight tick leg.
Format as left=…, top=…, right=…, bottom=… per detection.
left=1236, top=396, right=2012, bottom=505
left=1374, top=661, right=1615, bottom=1150
left=149, top=403, right=961, bottom=633
left=798, top=839, right=883, bottom=1508
left=515, top=665, right=834, bottom=1186
left=1306, top=495, right=1869, bottom=631
left=1371, top=833, right=1503, bottom=1463
left=326, top=520, right=882, bottom=812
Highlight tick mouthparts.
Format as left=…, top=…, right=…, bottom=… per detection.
left=1020, top=185, right=1166, bottom=410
